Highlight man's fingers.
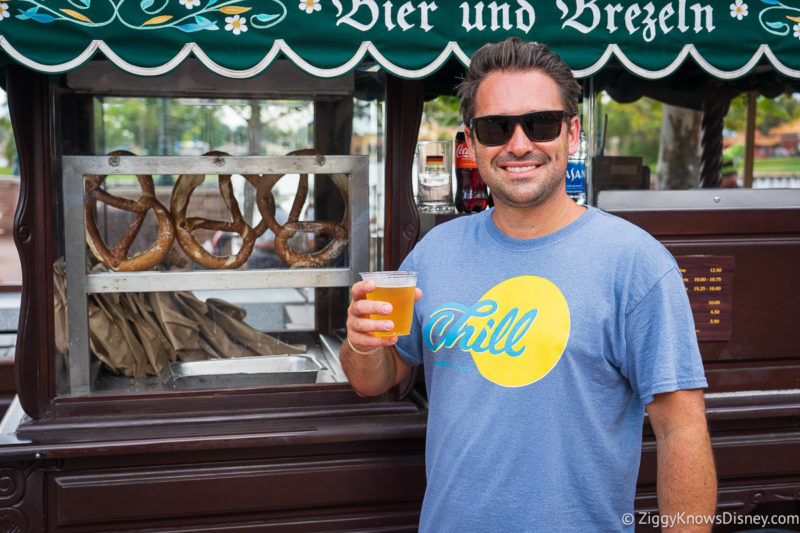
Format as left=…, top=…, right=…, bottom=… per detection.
left=352, top=315, right=395, bottom=335
left=350, top=280, right=375, bottom=300
left=352, top=299, right=392, bottom=318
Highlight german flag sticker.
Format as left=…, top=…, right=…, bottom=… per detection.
left=426, top=155, right=444, bottom=166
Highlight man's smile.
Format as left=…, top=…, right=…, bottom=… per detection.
left=501, top=163, right=540, bottom=174
left=497, top=155, right=548, bottom=176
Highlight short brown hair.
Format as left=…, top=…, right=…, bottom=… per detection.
left=456, top=38, right=582, bottom=126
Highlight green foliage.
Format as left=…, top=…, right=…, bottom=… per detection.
left=94, top=97, right=315, bottom=156
left=594, top=95, right=662, bottom=168
left=0, top=115, right=16, bottom=172
left=752, top=155, right=800, bottom=173
left=95, top=97, right=229, bottom=154
left=724, top=92, right=800, bottom=135
left=422, top=95, right=461, bottom=136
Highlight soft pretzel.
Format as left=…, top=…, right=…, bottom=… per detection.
left=170, top=151, right=259, bottom=269
left=84, top=150, right=175, bottom=272
left=260, top=149, right=350, bottom=268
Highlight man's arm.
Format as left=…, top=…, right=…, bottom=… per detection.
left=339, top=280, right=417, bottom=397
left=646, top=388, right=717, bottom=532
left=340, top=344, right=411, bottom=397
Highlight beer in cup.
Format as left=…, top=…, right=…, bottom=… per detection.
left=359, top=271, right=418, bottom=337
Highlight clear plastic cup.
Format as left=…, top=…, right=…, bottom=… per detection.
left=359, top=271, right=418, bottom=337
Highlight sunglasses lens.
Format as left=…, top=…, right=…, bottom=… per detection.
left=472, top=111, right=566, bottom=146
left=474, top=117, right=514, bottom=146
left=521, top=112, right=563, bottom=142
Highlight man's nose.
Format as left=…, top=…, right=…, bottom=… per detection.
left=505, top=123, right=532, bottom=155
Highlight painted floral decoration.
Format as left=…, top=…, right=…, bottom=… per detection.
left=298, top=0, right=321, bottom=14
left=225, top=13, right=247, bottom=34
left=758, top=0, right=800, bottom=38
left=13, top=0, right=286, bottom=33
left=0, top=3, right=10, bottom=19
left=730, top=0, right=748, bottom=20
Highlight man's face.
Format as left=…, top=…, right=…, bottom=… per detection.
left=465, top=70, right=580, bottom=210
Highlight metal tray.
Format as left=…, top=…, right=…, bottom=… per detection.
left=166, top=354, right=325, bottom=389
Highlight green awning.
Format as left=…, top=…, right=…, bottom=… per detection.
left=0, top=0, right=799, bottom=80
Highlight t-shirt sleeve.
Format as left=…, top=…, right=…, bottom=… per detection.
left=623, top=266, right=708, bottom=406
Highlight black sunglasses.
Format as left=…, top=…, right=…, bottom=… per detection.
left=469, top=110, right=569, bottom=146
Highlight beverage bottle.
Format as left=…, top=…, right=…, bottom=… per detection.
left=566, top=125, right=587, bottom=205
left=455, top=129, right=490, bottom=213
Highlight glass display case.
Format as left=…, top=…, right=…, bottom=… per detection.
left=59, top=152, right=368, bottom=396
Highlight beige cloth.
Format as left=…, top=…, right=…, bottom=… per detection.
left=54, top=258, right=305, bottom=378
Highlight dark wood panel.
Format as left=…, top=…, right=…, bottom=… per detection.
left=666, top=239, right=799, bottom=365
left=615, top=208, right=800, bottom=237
left=704, top=362, right=800, bottom=392
left=0, top=362, right=15, bottom=412
left=51, top=454, right=425, bottom=529
left=611, top=208, right=800, bottom=399
left=638, top=430, right=800, bottom=489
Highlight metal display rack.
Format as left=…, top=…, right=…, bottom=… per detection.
left=62, top=154, right=369, bottom=395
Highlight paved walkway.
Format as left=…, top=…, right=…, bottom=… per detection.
left=0, top=236, right=21, bottom=285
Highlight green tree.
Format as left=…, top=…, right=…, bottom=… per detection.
left=595, top=95, right=663, bottom=169
left=95, top=97, right=232, bottom=155
left=724, top=92, right=800, bottom=135
left=421, top=95, right=461, bottom=139
left=0, top=116, right=16, bottom=172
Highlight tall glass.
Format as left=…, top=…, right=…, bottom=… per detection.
left=359, top=271, right=418, bottom=337
left=416, top=140, right=455, bottom=213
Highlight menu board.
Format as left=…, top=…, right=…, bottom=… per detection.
left=676, top=255, right=735, bottom=342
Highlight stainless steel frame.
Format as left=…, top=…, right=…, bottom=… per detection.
left=62, top=154, right=369, bottom=395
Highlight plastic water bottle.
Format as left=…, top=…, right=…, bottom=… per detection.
left=566, top=127, right=587, bottom=205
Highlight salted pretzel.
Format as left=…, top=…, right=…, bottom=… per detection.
left=261, top=149, right=350, bottom=268
left=170, top=151, right=261, bottom=269
left=84, top=150, right=175, bottom=272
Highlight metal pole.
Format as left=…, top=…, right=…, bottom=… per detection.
left=743, top=91, right=757, bottom=188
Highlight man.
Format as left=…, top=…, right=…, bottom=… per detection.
left=341, top=38, right=716, bottom=532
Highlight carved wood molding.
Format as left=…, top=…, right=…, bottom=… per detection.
left=7, top=66, right=56, bottom=419
left=0, top=464, right=44, bottom=532
left=384, top=75, right=423, bottom=270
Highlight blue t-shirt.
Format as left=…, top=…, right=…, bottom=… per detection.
left=395, top=207, right=707, bottom=533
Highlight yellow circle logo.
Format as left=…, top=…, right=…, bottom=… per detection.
left=464, top=276, right=569, bottom=387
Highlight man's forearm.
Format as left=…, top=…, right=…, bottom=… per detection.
left=656, top=425, right=717, bottom=532
left=340, top=343, right=409, bottom=397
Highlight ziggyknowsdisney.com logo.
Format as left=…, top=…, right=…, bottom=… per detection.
left=623, top=511, right=800, bottom=528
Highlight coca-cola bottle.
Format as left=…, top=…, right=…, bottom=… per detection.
left=455, top=129, right=490, bottom=213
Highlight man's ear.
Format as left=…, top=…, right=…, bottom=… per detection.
left=464, top=126, right=475, bottom=152
left=568, top=115, right=580, bottom=155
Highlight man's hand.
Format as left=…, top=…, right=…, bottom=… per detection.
left=339, top=280, right=421, bottom=396
left=647, top=389, right=717, bottom=532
